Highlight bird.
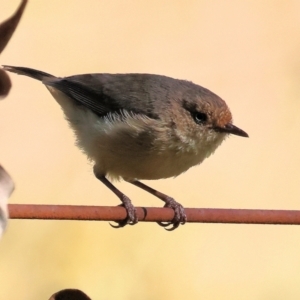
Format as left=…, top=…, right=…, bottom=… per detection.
left=3, top=65, right=248, bottom=230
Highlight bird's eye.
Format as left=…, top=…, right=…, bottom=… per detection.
left=193, top=112, right=208, bottom=124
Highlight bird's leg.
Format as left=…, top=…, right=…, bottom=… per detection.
left=128, top=180, right=187, bottom=231
left=93, top=169, right=138, bottom=228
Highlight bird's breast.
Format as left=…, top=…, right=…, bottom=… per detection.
left=54, top=96, right=226, bottom=180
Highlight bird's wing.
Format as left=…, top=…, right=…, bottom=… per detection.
left=44, top=73, right=163, bottom=119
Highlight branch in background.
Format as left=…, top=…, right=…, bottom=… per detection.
left=0, top=0, right=28, bottom=98
left=8, top=204, right=300, bottom=225
left=0, top=68, right=11, bottom=99
left=0, top=0, right=27, bottom=54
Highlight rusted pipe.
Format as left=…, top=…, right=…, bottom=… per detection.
left=8, top=204, right=300, bottom=225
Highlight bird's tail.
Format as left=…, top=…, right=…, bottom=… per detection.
left=2, top=65, right=55, bottom=81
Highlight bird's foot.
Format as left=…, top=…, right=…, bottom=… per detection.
left=157, top=198, right=187, bottom=231
left=110, top=195, right=138, bottom=228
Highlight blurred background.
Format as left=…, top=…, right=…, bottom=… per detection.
left=1, top=0, right=300, bottom=299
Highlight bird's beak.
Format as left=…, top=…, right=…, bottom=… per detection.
left=215, top=123, right=249, bottom=137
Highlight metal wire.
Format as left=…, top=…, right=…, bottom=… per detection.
left=8, top=204, right=300, bottom=225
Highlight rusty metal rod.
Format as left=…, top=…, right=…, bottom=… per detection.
left=7, top=204, right=300, bottom=224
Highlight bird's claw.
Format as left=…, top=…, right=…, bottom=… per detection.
left=157, top=198, right=187, bottom=231
left=110, top=196, right=138, bottom=228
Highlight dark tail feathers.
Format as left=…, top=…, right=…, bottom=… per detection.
left=2, top=65, right=55, bottom=81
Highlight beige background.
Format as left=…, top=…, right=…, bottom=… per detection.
left=1, top=0, right=300, bottom=299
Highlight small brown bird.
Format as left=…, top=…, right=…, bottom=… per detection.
left=3, top=65, right=248, bottom=230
